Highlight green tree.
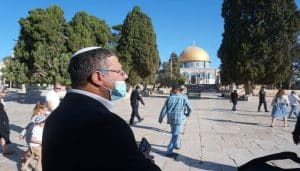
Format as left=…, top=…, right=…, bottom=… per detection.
left=11, top=5, right=69, bottom=84
left=157, top=52, right=182, bottom=87
left=66, top=11, right=111, bottom=53
left=2, top=56, right=28, bottom=85
left=117, top=6, right=160, bottom=86
left=218, top=0, right=299, bottom=93
left=110, top=24, right=123, bottom=50
left=157, top=62, right=171, bottom=87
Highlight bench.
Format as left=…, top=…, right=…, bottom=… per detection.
left=186, top=89, right=201, bottom=98
left=141, top=89, right=152, bottom=97
left=238, top=95, right=248, bottom=101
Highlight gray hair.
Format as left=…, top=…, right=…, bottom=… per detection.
left=68, top=47, right=116, bottom=88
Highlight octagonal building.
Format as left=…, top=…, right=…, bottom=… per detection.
left=179, top=45, right=220, bottom=85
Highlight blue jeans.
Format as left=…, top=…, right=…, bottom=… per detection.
left=167, top=124, right=181, bottom=153
left=232, top=102, right=237, bottom=111
left=180, top=116, right=186, bottom=132
left=289, top=105, right=298, bottom=118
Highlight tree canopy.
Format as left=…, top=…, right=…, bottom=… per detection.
left=218, top=0, right=299, bottom=90
left=4, top=6, right=112, bottom=85
left=117, top=6, right=160, bottom=86
left=11, top=6, right=68, bottom=84
left=66, top=11, right=111, bottom=53
left=157, top=52, right=184, bottom=87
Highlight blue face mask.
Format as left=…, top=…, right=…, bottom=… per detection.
left=110, top=81, right=127, bottom=101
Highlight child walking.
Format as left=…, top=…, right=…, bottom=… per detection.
left=20, top=102, right=47, bottom=171
left=21, top=115, right=46, bottom=171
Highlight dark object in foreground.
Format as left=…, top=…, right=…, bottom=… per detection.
left=293, top=116, right=300, bottom=145
left=139, top=137, right=154, bottom=162
left=139, top=137, right=151, bottom=154
left=238, top=152, right=300, bottom=171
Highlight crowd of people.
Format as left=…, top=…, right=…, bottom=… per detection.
left=0, top=47, right=299, bottom=170
left=230, top=87, right=300, bottom=128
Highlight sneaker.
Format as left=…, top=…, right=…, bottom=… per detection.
left=174, top=146, right=181, bottom=150
left=129, top=122, right=136, bottom=125
left=139, top=118, right=144, bottom=123
left=21, top=165, right=29, bottom=171
left=34, top=167, right=42, bottom=171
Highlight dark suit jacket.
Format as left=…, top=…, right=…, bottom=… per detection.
left=230, top=92, right=238, bottom=103
left=130, top=89, right=145, bottom=107
left=42, top=92, right=160, bottom=171
left=259, top=90, right=266, bottom=101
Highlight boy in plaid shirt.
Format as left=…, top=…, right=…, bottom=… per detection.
left=159, top=85, right=192, bottom=155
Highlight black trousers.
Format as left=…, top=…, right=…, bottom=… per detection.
left=258, top=100, right=268, bottom=112
left=129, top=104, right=142, bottom=124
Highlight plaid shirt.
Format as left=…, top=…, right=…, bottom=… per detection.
left=159, top=93, right=192, bottom=125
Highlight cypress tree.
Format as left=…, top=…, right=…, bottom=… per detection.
left=12, top=5, right=68, bottom=84
left=117, top=6, right=160, bottom=86
left=66, top=11, right=111, bottom=53
left=218, top=0, right=299, bottom=92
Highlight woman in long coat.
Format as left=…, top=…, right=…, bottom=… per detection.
left=271, top=89, right=289, bottom=127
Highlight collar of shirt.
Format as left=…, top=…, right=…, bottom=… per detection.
left=68, top=89, right=113, bottom=110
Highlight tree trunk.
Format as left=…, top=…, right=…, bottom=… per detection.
left=244, top=81, right=254, bottom=95
left=152, top=84, right=156, bottom=91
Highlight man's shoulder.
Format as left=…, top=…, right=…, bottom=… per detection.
left=132, top=90, right=139, bottom=96
left=52, top=94, right=119, bottom=120
left=168, top=94, right=184, bottom=100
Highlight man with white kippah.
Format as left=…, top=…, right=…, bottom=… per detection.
left=42, top=47, right=161, bottom=171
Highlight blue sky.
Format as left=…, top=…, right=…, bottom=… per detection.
left=1, top=0, right=299, bottom=69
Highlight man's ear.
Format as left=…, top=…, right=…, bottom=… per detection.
left=90, top=71, right=104, bottom=87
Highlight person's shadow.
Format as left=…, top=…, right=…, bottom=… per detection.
left=151, top=146, right=236, bottom=170
left=130, top=124, right=170, bottom=134
left=1, top=142, right=26, bottom=171
left=1, top=124, right=27, bottom=170
left=10, top=124, right=23, bottom=133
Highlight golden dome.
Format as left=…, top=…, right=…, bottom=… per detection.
left=179, top=46, right=210, bottom=62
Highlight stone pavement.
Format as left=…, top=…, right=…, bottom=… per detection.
left=0, top=92, right=299, bottom=170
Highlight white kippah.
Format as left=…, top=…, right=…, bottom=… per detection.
left=72, top=46, right=102, bottom=57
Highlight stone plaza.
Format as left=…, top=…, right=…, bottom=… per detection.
left=0, top=91, right=299, bottom=170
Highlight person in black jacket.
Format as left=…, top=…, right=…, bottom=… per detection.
left=230, top=90, right=238, bottom=111
left=42, top=47, right=161, bottom=171
left=0, top=88, right=13, bottom=154
left=258, top=86, right=269, bottom=112
left=129, top=85, right=145, bottom=125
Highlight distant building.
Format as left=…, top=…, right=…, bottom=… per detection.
left=178, top=45, right=220, bottom=85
